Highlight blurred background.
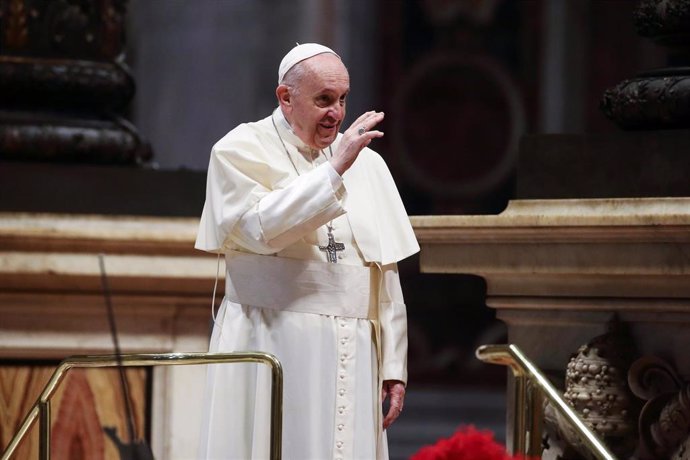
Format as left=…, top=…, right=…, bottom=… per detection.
left=0, top=0, right=672, bottom=458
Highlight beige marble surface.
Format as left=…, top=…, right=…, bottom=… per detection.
left=412, top=197, right=690, bottom=229
left=0, top=212, right=218, bottom=460
left=411, top=198, right=690, bottom=298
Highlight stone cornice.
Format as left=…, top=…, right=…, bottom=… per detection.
left=0, top=212, right=201, bottom=255
left=0, top=213, right=219, bottom=295
left=411, top=198, right=690, bottom=243
left=411, top=198, right=690, bottom=299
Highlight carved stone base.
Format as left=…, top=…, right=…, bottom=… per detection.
left=601, top=68, right=690, bottom=130
left=0, top=56, right=134, bottom=111
left=0, top=110, right=151, bottom=164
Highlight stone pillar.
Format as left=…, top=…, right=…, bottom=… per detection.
left=0, top=0, right=150, bottom=164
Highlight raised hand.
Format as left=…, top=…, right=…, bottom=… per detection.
left=330, top=111, right=384, bottom=175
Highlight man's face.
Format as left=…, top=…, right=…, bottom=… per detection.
left=283, top=54, right=350, bottom=149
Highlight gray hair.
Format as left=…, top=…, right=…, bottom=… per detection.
left=280, top=60, right=310, bottom=96
left=280, top=57, right=349, bottom=96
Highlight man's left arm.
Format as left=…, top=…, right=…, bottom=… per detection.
left=379, top=262, right=408, bottom=429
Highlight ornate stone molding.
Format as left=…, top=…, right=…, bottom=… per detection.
left=0, top=0, right=128, bottom=60
left=601, top=72, right=690, bottom=130
left=412, top=198, right=690, bottom=299
left=0, top=0, right=150, bottom=164
left=601, top=0, right=690, bottom=129
left=0, top=56, right=134, bottom=110
left=543, top=328, right=690, bottom=460
left=0, top=110, right=152, bottom=164
left=634, top=0, right=690, bottom=46
left=544, top=323, right=641, bottom=459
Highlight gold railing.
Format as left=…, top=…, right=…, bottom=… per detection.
left=1, top=352, right=283, bottom=460
left=476, top=344, right=618, bottom=460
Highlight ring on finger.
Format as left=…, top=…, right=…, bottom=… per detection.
left=358, top=126, right=367, bottom=135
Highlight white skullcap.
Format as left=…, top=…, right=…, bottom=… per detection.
left=278, top=43, right=340, bottom=84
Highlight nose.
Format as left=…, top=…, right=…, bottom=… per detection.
left=328, top=103, right=344, bottom=121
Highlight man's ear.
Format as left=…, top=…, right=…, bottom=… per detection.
left=276, top=85, right=291, bottom=110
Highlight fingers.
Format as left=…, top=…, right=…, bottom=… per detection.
left=382, top=405, right=400, bottom=430
left=381, top=381, right=406, bottom=430
left=330, top=110, right=385, bottom=176
left=349, top=111, right=384, bottom=137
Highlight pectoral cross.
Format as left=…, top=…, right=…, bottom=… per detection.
left=319, top=225, right=345, bottom=263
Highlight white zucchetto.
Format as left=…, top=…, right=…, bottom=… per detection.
left=278, top=43, right=340, bottom=84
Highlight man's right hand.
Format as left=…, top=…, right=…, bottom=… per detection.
left=330, top=111, right=384, bottom=176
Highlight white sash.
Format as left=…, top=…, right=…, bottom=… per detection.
left=224, top=251, right=376, bottom=319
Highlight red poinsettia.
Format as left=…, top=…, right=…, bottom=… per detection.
left=410, top=425, right=538, bottom=460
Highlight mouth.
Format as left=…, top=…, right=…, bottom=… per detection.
left=319, top=122, right=338, bottom=131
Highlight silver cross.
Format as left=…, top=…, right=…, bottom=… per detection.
left=319, top=225, right=345, bottom=263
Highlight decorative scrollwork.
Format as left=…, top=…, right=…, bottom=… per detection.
left=634, top=0, right=690, bottom=46
left=629, top=356, right=690, bottom=460
left=545, top=320, right=641, bottom=459
left=0, top=110, right=152, bottom=164
left=601, top=0, right=690, bottom=130
left=0, top=0, right=148, bottom=165
left=0, top=56, right=134, bottom=110
left=600, top=73, right=690, bottom=130
left=0, top=0, right=128, bottom=59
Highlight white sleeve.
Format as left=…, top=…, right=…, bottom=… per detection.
left=228, top=162, right=346, bottom=254
left=379, top=263, right=409, bottom=384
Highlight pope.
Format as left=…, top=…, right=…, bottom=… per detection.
left=196, top=43, right=419, bottom=460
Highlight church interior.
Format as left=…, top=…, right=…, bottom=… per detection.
left=2, top=0, right=690, bottom=459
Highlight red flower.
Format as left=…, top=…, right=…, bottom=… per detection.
left=410, top=425, right=537, bottom=460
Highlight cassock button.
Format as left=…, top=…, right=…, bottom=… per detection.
left=340, top=374, right=345, bottom=380
left=338, top=424, right=344, bottom=431
left=338, top=406, right=345, bottom=414
left=339, top=389, right=346, bottom=396
left=336, top=441, right=343, bottom=448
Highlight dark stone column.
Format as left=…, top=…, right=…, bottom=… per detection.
left=517, top=0, right=690, bottom=201
left=601, top=0, right=690, bottom=130
left=0, top=0, right=151, bottom=164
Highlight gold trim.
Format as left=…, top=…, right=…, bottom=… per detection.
left=1, top=352, right=283, bottom=460
left=476, top=344, right=617, bottom=460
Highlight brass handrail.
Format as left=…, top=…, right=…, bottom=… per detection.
left=1, top=352, right=283, bottom=460
left=476, top=344, right=618, bottom=460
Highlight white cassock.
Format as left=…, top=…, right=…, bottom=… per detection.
left=195, top=108, right=419, bottom=460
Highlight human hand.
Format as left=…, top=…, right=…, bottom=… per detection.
left=330, top=111, right=384, bottom=175
left=381, top=379, right=405, bottom=430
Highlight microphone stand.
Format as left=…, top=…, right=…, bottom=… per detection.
left=98, top=254, right=154, bottom=460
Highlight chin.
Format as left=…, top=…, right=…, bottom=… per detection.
left=315, top=137, right=335, bottom=149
